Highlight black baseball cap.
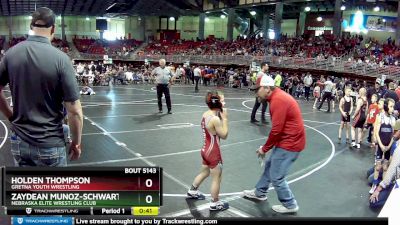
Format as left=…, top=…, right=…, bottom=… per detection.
left=31, top=7, right=55, bottom=28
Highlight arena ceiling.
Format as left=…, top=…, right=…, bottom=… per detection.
left=0, top=0, right=203, bottom=16
left=0, top=0, right=398, bottom=18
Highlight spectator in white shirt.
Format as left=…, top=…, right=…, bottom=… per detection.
left=303, top=73, right=313, bottom=101
left=193, top=66, right=202, bottom=92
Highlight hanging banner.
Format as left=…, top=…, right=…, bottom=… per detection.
left=349, top=13, right=397, bottom=32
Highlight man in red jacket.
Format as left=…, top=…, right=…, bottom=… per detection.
left=243, top=75, right=306, bottom=214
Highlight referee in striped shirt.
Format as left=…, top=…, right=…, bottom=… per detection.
left=152, top=59, right=173, bottom=114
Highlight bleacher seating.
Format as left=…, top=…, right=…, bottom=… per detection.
left=143, top=35, right=359, bottom=58
left=9, top=37, right=27, bottom=47
left=73, top=38, right=142, bottom=56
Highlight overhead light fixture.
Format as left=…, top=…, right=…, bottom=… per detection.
left=57, top=16, right=61, bottom=19
left=169, top=17, right=175, bottom=21
left=107, top=18, right=111, bottom=22
left=28, top=16, right=33, bottom=19
left=305, top=7, right=311, bottom=12
left=374, top=6, right=380, bottom=12
left=205, top=11, right=210, bottom=14
left=205, top=17, right=210, bottom=22
left=220, top=14, right=226, bottom=19
left=383, top=19, right=386, bottom=22
left=341, top=6, right=346, bottom=11
left=138, top=17, right=141, bottom=21
left=86, top=17, right=90, bottom=21
left=317, top=16, right=322, bottom=22
left=106, top=3, right=117, bottom=11
left=250, top=11, right=256, bottom=16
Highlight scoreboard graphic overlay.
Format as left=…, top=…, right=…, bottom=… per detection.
left=1, top=167, right=162, bottom=216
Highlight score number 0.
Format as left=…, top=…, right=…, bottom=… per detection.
left=145, top=179, right=152, bottom=203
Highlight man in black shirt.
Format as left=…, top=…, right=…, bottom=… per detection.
left=383, top=82, right=399, bottom=103
left=367, top=78, right=383, bottom=105
left=0, top=7, right=83, bottom=167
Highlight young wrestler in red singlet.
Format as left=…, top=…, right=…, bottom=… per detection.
left=187, top=91, right=229, bottom=211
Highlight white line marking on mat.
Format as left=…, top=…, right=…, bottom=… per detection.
left=82, top=119, right=249, bottom=136
left=156, top=123, right=194, bottom=129
left=70, top=137, right=268, bottom=166
left=87, top=111, right=204, bottom=119
left=82, top=116, right=192, bottom=195
left=0, top=120, right=9, bottom=150
left=77, top=87, right=337, bottom=217
left=241, top=99, right=316, bottom=116
left=162, top=123, right=336, bottom=198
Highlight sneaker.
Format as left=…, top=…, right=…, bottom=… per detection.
left=158, top=110, right=163, bottom=113
left=250, top=119, right=259, bottom=123
left=338, top=137, right=341, bottom=143
left=261, top=119, right=269, bottom=124
left=168, top=111, right=172, bottom=114
left=369, top=184, right=377, bottom=194
left=356, top=144, right=361, bottom=149
left=351, top=142, right=356, bottom=148
left=272, top=205, right=299, bottom=214
left=186, top=190, right=205, bottom=200
left=243, top=189, right=268, bottom=201
left=209, top=201, right=229, bottom=211
left=313, top=106, right=316, bottom=109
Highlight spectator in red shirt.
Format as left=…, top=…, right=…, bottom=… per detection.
left=243, top=75, right=306, bottom=214
left=395, top=82, right=400, bottom=100
left=364, top=94, right=380, bottom=147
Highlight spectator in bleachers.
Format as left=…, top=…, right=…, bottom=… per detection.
left=76, top=63, right=84, bottom=76
left=73, top=38, right=142, bottom=57
left=274, top=72, right=282, bottom=88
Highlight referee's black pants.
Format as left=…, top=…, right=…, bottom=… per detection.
left=157, top=84, right=171, bottom=112
left=194, top=77, right=200, bottom=92
left=304, top=86, right=311, bottom=101
left=251, top=97, right=268, bottom=121
left=317, top=92, right=332, bottom=112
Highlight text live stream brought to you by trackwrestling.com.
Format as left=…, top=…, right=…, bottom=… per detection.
left=0, top=167, right=389, bottom=225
